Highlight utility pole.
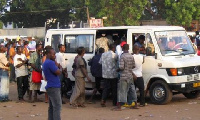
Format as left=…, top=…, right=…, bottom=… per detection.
left=86, top=6, right=90, bottom=27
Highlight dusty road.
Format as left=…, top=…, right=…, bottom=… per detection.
left=0, top=83, right=200, bottom=120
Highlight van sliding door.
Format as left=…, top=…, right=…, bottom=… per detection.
left=63, top=30, right=96, bottom=88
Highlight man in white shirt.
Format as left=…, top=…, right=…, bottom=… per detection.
left=55, top=44, right=68, bottom=104
left=132, top=45, right=145, bottom=106
left=14, top=46, right=29, bottom=102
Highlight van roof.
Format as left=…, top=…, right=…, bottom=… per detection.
left=48, top=26, right=185, bottom=31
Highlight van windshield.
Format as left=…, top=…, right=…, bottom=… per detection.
left=155, top=31, right=195, bottom=56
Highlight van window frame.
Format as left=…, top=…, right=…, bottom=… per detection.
left=64, top=34, right=95, bottom=54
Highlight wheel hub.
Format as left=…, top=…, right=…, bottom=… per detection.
left=154, top=87, right=165, bottom=100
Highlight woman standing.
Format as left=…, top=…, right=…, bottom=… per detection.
left=0, top=45, right=10, bottom=102
left=70, top=47, right=91, bottom=108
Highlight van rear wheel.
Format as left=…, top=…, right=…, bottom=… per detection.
left=183, top=90, right=199, bottom=99
left=149, top=80, right=172, bottom=105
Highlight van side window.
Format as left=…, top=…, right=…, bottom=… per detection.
left=64, top=34, right=94, bottom=53
left=51, top=34, right=62, bottom=53
left=146, top=33, right=155, bottom=56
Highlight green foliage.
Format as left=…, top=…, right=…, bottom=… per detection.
left=192, top=0, right=200, bottom=20
left=0, top=20, right=3, bottom=29
left=89, top=0, right=148, bottom=26
left=165, top=0, right=196, bottom=26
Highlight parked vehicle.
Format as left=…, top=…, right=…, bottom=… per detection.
left=45, top=26, right=200, bottom=104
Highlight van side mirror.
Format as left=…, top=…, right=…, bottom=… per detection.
left=155, top=53, right=157, bottom=59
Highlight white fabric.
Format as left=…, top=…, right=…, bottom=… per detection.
left=28, top=41, right=36, bottom=51
left=13, top=54, right=28, bottom=78
left=132, top=54, right=143, bottom=77
left=56, top=52, right=67, bottom=69
left=116, top=45, right=123, bottom=59
left=40, top=80, right=47, bottom=92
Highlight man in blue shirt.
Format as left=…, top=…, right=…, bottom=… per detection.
left=43, top=48, right=61, bottom=120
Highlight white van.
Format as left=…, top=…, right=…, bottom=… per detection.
left=45, top=26, right=200, bottom=104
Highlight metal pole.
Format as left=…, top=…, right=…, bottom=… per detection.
left=86, top=7, right=90, bottom=27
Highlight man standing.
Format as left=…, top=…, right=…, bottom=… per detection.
left=9, top=41, right=16, bottom=83
left=88, top=48, right=105, bottom=102
left=99, top=44, right=118, bottom=107
left=56, top=44, right=68, bottom=104
left=43, top=48, right=62, bottom=120
left=13, top=46, right=29, bottom=102
left=132, top=45, right=145, bottom=107
left=114, top=44, right=138, bottom=110
left=0, top=45, right=10, bottom=102
left=29, top=44, right=43, bottom=102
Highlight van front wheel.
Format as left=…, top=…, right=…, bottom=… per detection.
left=183, top=91, right=199, bottom=99
left=149, top=80, right=172, bottom=105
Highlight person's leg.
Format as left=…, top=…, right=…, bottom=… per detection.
left=9, top=64, right=15, bottom=82
left=89, top=77, right=101, bottom=102
left=136, top=77, right=145, bottom=106
left=116, top=80, right=128, bottom=110
left=22, top=75, right=29, bottom=98
left=45, top=93, right=49, bottom=103
left=111, top=78, right=118, bottom=106
left=127, top=80, right=138, bottom=108
left=70, top=77, right=81, bottom=106
left=17, top=76, right=23, bottom=100
left=47, top=88, right=62, bottom=120
left=101, top=78, right=111, bottom=106
left=77, top=77, right=85, bottom=106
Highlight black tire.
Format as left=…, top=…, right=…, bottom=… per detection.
left=149, top=80, right=172, bottom=105
left=183, top=91, right=199, bottom=99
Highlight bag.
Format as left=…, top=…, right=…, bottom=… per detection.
left=40, top=80, right=47, bottom=92
left=32, top=70, right=42, bottom=83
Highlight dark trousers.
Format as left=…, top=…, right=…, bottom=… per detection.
left=102, top=78, right=118, bottom=106
left=95, top=77, right=103, bottom=90
left=17, top=75, right=29, bottom=100
left=134, top=77, right=145, bottom=105
left=9, top=64, right=15, bottom=82
left=47, top=88, right=62, bottom=120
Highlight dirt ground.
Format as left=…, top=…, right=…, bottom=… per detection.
left=0, top=83, right=200, bottom=120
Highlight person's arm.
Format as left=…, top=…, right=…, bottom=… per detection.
left=78, top=58, right=91, bottom=82
left=88, top=57, right=93, bottom=66
left=118, top=56, right=124, bottom=72
left=80, top=65, right=91, bottom=82
left=49, top=61, right=61, bottom=75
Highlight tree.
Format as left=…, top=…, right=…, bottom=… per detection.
left=1, top=0, right=72, bottom=28
left=141, top=0, right=167, bottom=20
left=192, top=0, right=200, bottom=21
left=165, top=0, right=196, bottom=26
left=88, top=0, right=148, bottom=26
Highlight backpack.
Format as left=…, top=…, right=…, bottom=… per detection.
left=72, top=55, right=78, bottom=77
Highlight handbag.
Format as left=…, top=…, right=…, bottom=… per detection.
left=32, top=70, right=42, bottom=83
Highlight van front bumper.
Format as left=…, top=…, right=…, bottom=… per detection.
left=169, top=81, right=200, bottom=93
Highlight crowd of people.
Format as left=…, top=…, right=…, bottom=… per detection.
left=1, top=30, right=200, bottom=120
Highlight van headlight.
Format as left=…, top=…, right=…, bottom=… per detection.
left=167, top=68, right=184, bottom=76
left=177, top=68, right=184, bottom=75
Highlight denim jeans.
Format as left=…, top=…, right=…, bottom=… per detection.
left=47, top=88, right=62, bottom=120
left=17, top=75, right=29, bottom=100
